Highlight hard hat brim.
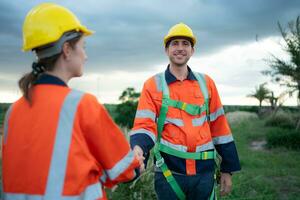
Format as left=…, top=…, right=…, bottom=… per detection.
left=22, top=26, right=94, bottom=52
left=164, top=35, right=196, bottom=47
left=80, top=26, right=94, bottom=36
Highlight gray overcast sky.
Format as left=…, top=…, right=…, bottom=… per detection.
left=0, top=0, right=299, bottom=104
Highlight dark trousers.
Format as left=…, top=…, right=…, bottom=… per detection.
left=154, top=171, right=215, bottom=200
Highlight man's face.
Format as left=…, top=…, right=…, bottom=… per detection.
left=165, top=38, right=194, bottom=67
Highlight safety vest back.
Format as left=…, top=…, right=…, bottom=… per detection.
left=2, top=84, right=139, bottom=200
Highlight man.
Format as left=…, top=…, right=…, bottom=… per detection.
left=130, top=23, right=241, bottom=200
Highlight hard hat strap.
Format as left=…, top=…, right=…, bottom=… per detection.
left=36, top=31, right=82, bottom=59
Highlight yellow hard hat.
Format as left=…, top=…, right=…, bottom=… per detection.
left=164, top=23, right=196, bottom=47
left=22, top=3, right=94, bottom=51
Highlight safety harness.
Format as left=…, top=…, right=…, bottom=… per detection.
left=153, top=72, right=217, bottom=200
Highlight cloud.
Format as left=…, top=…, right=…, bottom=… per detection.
left=0, top=1, right=22, bottom=38
left=0, top=0, right=299, bottom=104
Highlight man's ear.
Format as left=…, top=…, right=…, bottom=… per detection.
left=165, top=46, right=169, bottom=55
left=191, top=46, right=195, bottom=56
left=62, top=42, right=71, bottom=60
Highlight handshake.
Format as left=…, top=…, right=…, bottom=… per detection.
left=133, top=145, right=146, bottom=174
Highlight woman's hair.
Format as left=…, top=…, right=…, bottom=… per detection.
left=18, top=34, right=81, bottom=104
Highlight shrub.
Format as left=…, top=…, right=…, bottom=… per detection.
left=265, top=112, right=295, bottom=129
left=226, top=111, right=258, bottom=125
left=107, top=172, right=156, bottom=200
left=224, top=105, right=258, bottom=113
left=115, top=101, right=138, bottom=129
left=266, top=128, right=300, bottom=150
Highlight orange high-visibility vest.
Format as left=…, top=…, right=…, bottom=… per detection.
left=2, top=83, right=139, bottom=200
left=130, top=70, right=236, bottom=175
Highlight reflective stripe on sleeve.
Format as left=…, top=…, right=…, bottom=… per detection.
left=129, top=128, right=156, bottom=143
left=135, top=109, right=156, bottom=122
left=210, top=107, right=225, bottom=122
left=213, top=134, right=233, bottom=145
left=105, top=150, right=135, bottom=180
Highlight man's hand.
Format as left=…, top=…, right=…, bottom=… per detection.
left=220, top=172, right=232, bottom=196
left=133, top=145, right=145, bottom=173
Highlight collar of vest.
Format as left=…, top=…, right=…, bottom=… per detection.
left=165, top=65, right=197, bottom=85
left=34, top=74, right=67, bottom=87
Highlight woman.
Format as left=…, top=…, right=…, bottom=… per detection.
left=2, top=3, right=141, bottom=200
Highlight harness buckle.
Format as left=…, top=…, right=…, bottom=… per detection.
left=181, top=102, right=187, bottom=110
left=155, top=157, right=165, bottom=167
left=175, top=101, right=185, bottom=110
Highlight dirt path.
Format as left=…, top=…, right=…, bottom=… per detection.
left=250, top=140, right=267, bottom=150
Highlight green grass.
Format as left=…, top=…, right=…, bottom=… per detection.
left=222, top=119, right=300, bottom=200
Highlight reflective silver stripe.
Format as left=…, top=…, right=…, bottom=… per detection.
left=195, top=141, right=215, bottom=152
left=70, top=182, right=102, bottom=200
left=100, top=171, right=107, bottom=183
left=3, top=104, right=13, bottom=144
left=165, top=118, right=184, bottom=127
left=160, top=138, right=187, bottom=152
left=154, top=73, right=162, bottom=92
left=160, top=139, right=214, bottom=153
left=106, top=150, right=135, bottom=180
left=210, top=107, right=225, bottom=122
left=213, top=134, right=234, bottom=145
left=135, top=109, right=156, bottom=122
left=192, top=115, right=207, bottom=127
left=44, top=90, right=84, bottom=199
left=4, top=193, right=42, bottom=200
left=3, top=182, right=102, bottom=200
left=129, top=128, right=156, bottom=143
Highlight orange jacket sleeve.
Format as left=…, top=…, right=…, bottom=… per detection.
left=129, top=78, right=159, bottom=161
left=206, top=75, right=241, bottom=173
left=206, top=75, right=232, bottom=139
left=78, top=94, right=140, bottom=187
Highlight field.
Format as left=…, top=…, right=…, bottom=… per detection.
left=0, top=104, right=299, bottom=199
left=107, top=112, right=300, bottom=200
left=222, top=114, right=300, bottom=199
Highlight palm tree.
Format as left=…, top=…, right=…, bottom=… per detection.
left=247, top=83, right=270, bottom=108
left=267, top=91, right=289, bottom=117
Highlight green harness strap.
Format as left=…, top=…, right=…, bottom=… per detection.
left=154, top=72, right=217, bottom=200
left=159, top=144, right=215, bottom=160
